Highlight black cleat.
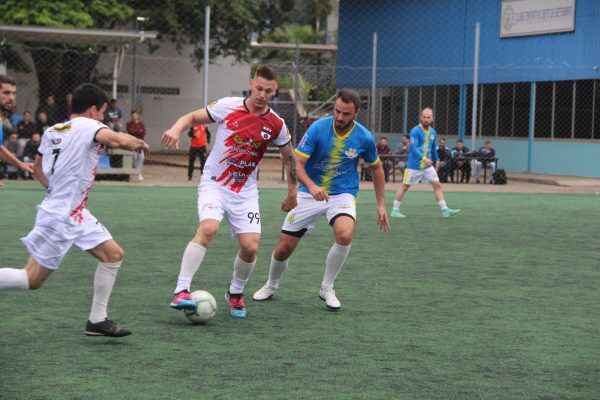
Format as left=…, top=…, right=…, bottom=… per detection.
left=85, top=319, right=131, bottom=337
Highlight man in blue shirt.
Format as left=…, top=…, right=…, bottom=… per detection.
left=253, top=90, right=390, bottom=310
left=391, top=107, right=460, bottom=218
left=0, top=75, right=33, bottom=184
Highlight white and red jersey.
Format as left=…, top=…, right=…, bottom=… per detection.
left=202, top=97, right=291, bottom=195
left=37, top=117, right=107, bottom=224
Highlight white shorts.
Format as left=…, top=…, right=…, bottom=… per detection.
left=197, top=184, right=261, bottom=237
left=21, top=207, right=113, bottom=270
left=281, top=192, right=356, bottom=237
left=403, top=166, right=439, bottom=185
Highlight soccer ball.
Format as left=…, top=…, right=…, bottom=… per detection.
left=184, top=290, right=217, bottom=324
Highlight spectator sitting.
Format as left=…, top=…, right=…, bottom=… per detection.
left=376, top=136, right=393, bottom=182
left=36, top=95, right=60, bottom=125
left=476, top=140, right=497, bottom=183
left=104, top=98, right=123, bottom=132
left=2, top=131, right=21, bottom=179
left=21, top=133, right=41, bottom=179
left=35, top=111, right=51, bottom=135
left=436, top=137, right=452, bottom=183
left=17, top=111, right=37, bottom=154
left=394, top=134, right=409, bottom=174
left=64, top=92, right=73, bottom=121
left=451, top=139, right=472, bottom=183
left=125, top=111, right=147, bottom=181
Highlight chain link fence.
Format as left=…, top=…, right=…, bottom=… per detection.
left=2, top=0, right=598, bottom=181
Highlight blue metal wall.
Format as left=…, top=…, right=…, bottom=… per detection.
left=338, top=0, right=600, bottom=87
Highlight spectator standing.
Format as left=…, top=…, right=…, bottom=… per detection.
left=451, top=139, right=472, bottom=183
left=376, top=136, right=393, bottom=182
left=187, top=123, right=211, bottom=181
left=36, top=95, right=60, bottom=125
left=125, top=111, right=147, bottom=181
left=476, top=140, right=496, bottom=183
left=104, top=99, right=123, bottom=132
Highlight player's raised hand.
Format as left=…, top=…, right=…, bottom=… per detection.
left=161, top=128, right=181, bottom=150
left=309, top=185, right=329, bottom=202
left=377, top=205, right=390, bottom=232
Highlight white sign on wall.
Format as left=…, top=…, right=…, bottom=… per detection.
left=500, top=0, right=576, bottom=38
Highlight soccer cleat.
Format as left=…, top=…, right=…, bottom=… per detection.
left=442, top=208, right=461, bottom=218
left=85, top=319, right=131, bottom=337
left=170, top=289, right=196, bottom=310
left=390, top=209, right=406, bottom=218
left=319, top=287, right=341, bottom=311
left=253, top=283, right=277, bottom=301
left=225, top=291, right=247, bottom=318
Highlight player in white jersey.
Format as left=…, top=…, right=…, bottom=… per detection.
left=162, top=65, right=298, bottom=318
left=0, top=84, right=150, bottom=337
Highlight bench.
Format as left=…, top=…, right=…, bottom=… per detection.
left=96, top=148, right=140, bottom=181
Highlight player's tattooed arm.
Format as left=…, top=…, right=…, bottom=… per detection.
left=280, top=141, right=298, bottom=185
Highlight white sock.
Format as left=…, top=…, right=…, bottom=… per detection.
left=175, top=242, right=207, bottom=293
left=267, top=253, right=288, bottom=289
left=89, top=261, right=121, bottom=324
left=393, top=200, right=401, bottom=211
left=321, top=242, right=351, bottom=288
left=438, top=200, right=448, bottom=210
left=0, top=268, right=29, bottom=290
left=229, top=255, right=256, bottom=294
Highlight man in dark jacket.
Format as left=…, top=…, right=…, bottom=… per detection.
left=476, top=140, right=496, bottom=183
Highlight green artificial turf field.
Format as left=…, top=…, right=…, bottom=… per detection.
left=1, top=184, right=599, bottom=399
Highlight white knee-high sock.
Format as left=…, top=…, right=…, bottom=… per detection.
left=175, top=242, right=207, bottom=293
left=0, top=268, right=29, bottom=290
left=321, top=242, right=351, bottom=288
left=229, top=255, right=256, bottom=294
left=89, top=261, right=121, bottom=324
left=393, top=200, right=401, bottom=211
left=267, top=253, right=288, bottom=289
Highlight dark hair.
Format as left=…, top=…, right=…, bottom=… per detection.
left=457, top=139, right=464, bottom=144
left=380, top=136, right=388, bottom=141
left=337, top=89, right=360, bottom=111
left=254, top=65, right=277, bottom=81
left=0, top=75, right=17, bottom=86
left=72, top=84, right=109, bottom=114
left=402, top=134, right=409, bottom=139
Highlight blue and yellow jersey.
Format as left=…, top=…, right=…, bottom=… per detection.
left=0, top=116, right=3, bottom=145
left=295, top=117, right=379, bottom=197
left=407, top=124, right=439, bottom=170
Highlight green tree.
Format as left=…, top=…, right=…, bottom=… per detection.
left=0, top=0, right=133, bottom=104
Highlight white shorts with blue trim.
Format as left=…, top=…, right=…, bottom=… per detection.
left=281, top=192, right=356, bottom=237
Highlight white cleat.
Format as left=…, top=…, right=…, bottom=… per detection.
left=253, top=283, right=277, bottom=301
left=319, top=287, right=341, bottom=311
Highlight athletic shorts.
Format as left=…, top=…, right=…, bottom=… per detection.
left=403, top=166, right=439, bottom=185
left=21, top=207, right=113, bottom=270
left=281, top=192, right=356, bottom=237
left=197, top=184, right=261, bottom=237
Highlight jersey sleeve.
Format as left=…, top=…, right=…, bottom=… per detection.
left=0, top=121, right=3, bottom=145
left=84, top=120, right=109, bottom=145
left=362, top=133, right=380, bottom=165
left=409, top=127, right=424, bottom=160
left=273, top=121, right=292, bottom=147
left=206, top=98, right=230, bottom=124
left=430, top=131, right=439, bottom=162
left=37, top=132, right=49, bottom=155
left=295, top=123, right=318, bottom=158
